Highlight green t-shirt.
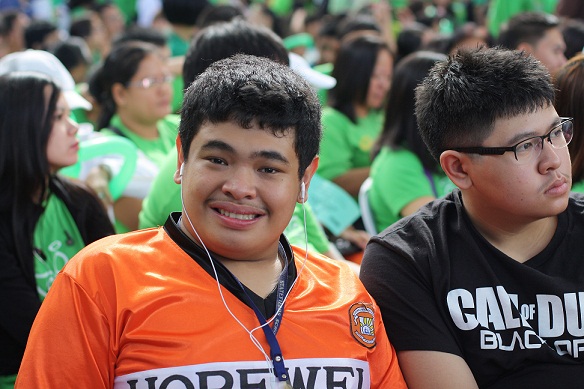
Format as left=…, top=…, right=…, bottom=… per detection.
left=572, top=180, right=584, bottom=193
left=138, top=148, right=182, bottom=229
left=487, top=0, right=558, bottom=37
left=168, top=31, right=189, bottom=57
left=369, top=147, right=456, bottom=232
left=139, top=148, right=331, bottom=254
left=100, top=114, right=179, bottom=168
left=101, top=114, right=179, bottom=232
left=284, top=201, right=330, bottom=254
left=171, top=76, right=184, bottom=114
left=33, top=193, right=85, bottom=299
left=313, top=62, right=333, bottom=106
left=0, top=374, right=16, bottom=389
left=317, top=107, right=383, bottom=181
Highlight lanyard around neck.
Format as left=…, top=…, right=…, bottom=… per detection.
left=235, top=250, right=291, bottom=384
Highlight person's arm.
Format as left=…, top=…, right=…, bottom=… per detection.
left=331, top=167, right=370, bottom=197
left=398, top=350, right=479, bottom=389
left=114, top=196, right=143, bottom=231
left=360, top=239, right=473, bottom=388
left=400, top=196, right=435, bottom=217
left=339, top=225, right=370, bottom=249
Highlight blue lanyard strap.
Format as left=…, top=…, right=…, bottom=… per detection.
left=236, top=256, right=290, bottom=383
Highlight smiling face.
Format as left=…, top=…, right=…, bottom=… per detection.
left=46, top=92, right=79, bottom=173
left=175, top=120, right=318, bottom=263
left=461, top=105, right=571, bottom=226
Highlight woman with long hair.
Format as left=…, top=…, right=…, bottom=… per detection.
left=0, top=72, right=113, bottom=388
left=318, top=33, right=393, bottom=197
left=369, top=51, right=456, bottom=232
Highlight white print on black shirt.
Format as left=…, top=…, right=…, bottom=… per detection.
left=447, top=286, right=584, bottom=358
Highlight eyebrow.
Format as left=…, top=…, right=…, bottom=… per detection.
left=200, top=139, right=235, bottom=153
left=251, top=150, right=290, bottom=165
left=506, top=117, right=562, bottom=145
left=200, top=140, right=290, bottom=165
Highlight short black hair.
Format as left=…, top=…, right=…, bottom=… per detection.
left=498, top=12, right=560, bottom=49
left=196, top=4, right=243, bottom=29
left=112, top=26, right=167, bottom=48
left=183, top=18, right=288, bottom=88
left=415, top=47, right=555, bottom=161
left=24, top=19, right=57, bottom=49
left=50, top=36, right=91, bottom=72
left=180, top=54, right=321, bottom=178
left=162, top=0, right=209, bottom=26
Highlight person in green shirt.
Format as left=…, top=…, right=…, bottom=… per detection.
left=369, top=50, right=456, bottom=233
left=487, top=0, right=558, bottom=38
left=0, top=72, right=113, bottom=389
left=554, top=53, right=584, bottom=192
left=318, top=34, right=393, bottom=198
left=94, top=41, right=179, bottom=232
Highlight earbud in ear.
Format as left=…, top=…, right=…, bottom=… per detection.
left=300, top=181, right=306, bottom=201
left=179, top=163, right=184, bottom=177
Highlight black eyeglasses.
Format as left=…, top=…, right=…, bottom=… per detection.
left=451, top=117, right=574, bottom=165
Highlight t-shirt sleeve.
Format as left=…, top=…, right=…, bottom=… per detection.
left=360, top=239, right=464, bottom=357
left=317, top=109, right=354, bottom=181
left=376, top=150, right=435, bottom=215
left=16, top=272, right=113, bottom=388
left=367, top=304, right=408, bottom=388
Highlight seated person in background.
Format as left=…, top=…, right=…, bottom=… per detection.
left=16, top=54, right=406, bottom=389
left=553, top=53, right=584, bottom=192
left=317, top=33, right=393, bottom=252
left=0, top=72, right=113, bottom=389
left=317, top=33, right=393, bottom=198
left=360, top=47, right=584, bottom=388
left=497, top=11, right=567, bottom=77
left=369, top=50, right=455, bottom=232
left=92, top=41, right=179, bottom=232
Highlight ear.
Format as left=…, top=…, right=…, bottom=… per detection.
left=174, top=135, right=184, bottom=185
left=298, top=156, right=319, bottom=203
left=516, top=42, right=535, bottom=55
left=440, top=150, right=472, bottom=190
left=111, top=82, right=128, bottom=107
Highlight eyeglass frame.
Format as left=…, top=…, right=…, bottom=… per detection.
left=449, top=117, right=574, bottom=164
left=125, top=74, right=173, bottom=89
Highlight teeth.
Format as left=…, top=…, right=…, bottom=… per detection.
left=219, top=209, right=256, bottom=220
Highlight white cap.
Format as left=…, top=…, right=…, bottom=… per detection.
left=0, top=49, right=93, bottom=111
left=289, top=52, right=337, bottom=90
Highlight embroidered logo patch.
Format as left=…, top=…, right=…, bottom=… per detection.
left=349, top=302, right=376, bottom=348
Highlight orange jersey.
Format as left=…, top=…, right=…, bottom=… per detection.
left=16, top=226, right=406, bottom=389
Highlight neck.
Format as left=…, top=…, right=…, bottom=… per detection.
left=172, top=24, right=197, bottom=43
left=221, top=256, right=283, bottom=298
left=117, top=112, right=159, bottom=139
left=178, top=217, right=283, bottom=298
left=462, top=194, right=558, bottom=263
left=354, top=103, right=369, bottom=118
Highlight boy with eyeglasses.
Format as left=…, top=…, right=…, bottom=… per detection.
left=360, top=47, right=584, bottom=388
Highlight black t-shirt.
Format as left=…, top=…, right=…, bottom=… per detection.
left=360, top=189, right=584, bottom=388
